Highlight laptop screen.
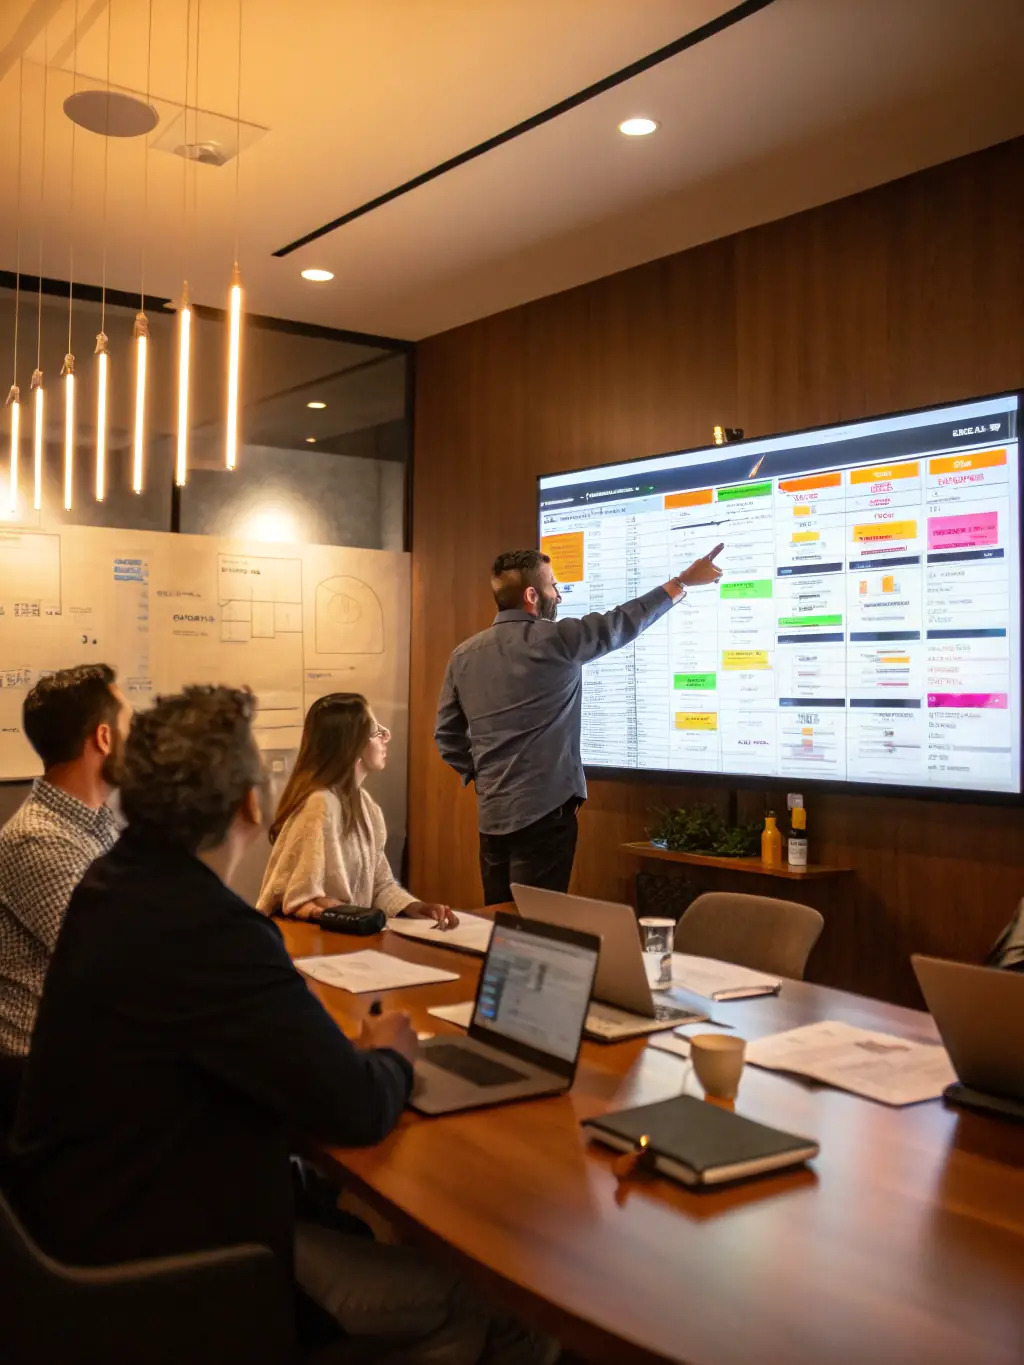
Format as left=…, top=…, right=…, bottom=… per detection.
left=472, top=920, right=597, bottom=1062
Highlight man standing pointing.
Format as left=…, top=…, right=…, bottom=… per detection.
left=435, top=543, right=724, bottom=904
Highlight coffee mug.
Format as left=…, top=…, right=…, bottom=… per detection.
left=689, top=1033, right=746, bottom=1101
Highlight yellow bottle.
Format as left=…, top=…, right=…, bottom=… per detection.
left=761, top=812, right=782, bottom=868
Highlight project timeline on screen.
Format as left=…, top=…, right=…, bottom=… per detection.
left=537, top=394, right=1021, bottom=795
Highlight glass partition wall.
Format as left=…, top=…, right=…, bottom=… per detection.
left=0, top=277, right=411, bottom=548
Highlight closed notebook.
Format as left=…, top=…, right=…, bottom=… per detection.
left=671, top=954, right=781, bottom=1001
left=582, top=1096, right=818, bottom=1186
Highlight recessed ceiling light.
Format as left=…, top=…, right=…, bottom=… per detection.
left=305, top=436, right=317, bottom=444
left=618, top=117, right=659, bottom=137
left=300, top=268, right=334, bottom=282
left=306, top=400, right=326, bottom=409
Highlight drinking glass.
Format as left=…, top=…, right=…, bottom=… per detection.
left=638, top=917, right=674, bottom=988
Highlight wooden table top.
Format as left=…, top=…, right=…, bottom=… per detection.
left=280, top=913, right=1024, bottom=1365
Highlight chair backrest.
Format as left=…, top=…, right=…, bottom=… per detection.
left=674, top=891, right=824, bottom=980
left=0, top=1189, right=295, bottom=1365
left=985, top=897, right=1024, bottom=971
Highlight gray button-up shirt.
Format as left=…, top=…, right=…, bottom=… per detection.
left=435, top=586, right=674, bottom=835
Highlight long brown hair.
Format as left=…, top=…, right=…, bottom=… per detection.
left=269, top=693, right=373, bottom=844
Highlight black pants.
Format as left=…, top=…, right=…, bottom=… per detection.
left=0, top=1050, right=24, bottom=1135
left=479, top=800, right=580, bottom=906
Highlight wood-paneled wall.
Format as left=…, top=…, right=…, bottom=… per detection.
left=408, top=137, right=1024, bottom=1006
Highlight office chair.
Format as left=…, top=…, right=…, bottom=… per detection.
left=674, top=891, right=824, bottom=980
left=1, top=1188, right=297, bottom=1365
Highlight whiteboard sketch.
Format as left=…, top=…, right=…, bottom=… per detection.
left=315, top=576, right=384, bottom=654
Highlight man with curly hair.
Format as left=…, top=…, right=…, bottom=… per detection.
left=8, top=685, right=558, bottom=1364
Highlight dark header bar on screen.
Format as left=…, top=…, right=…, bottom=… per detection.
left=538, top=406, right=1018, bottom=510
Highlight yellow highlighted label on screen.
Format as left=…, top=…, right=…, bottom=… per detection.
left=852, top=520, right=917, bottom=541
left=793, top=504, right=811, bottom=517
left=849, top=462, right=919, bottom=484
left=792, top=530, right=820, bottom=543
left=929, top=448, right=1006, bottom=475
left=540, top=531, right=584, bottom=584
left=674, top=712, right=718, bottom=731
left=722, top=650, right=769, bottom=669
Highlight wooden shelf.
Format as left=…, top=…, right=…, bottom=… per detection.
left=621, top=841, right=851, bottom=881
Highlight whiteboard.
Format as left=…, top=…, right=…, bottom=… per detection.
left=0, top=525, right=411, bottom=857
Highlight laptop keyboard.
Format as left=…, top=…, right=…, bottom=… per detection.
left=585, top=1000, right=704, bottom=1037
left=426, top=1043, right=527, bottom=1087
left=652, top=1000, right=703, bottom=1023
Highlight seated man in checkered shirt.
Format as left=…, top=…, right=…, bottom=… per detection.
left=0, top=664, right=129, bottom=1127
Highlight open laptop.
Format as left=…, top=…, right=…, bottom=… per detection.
left=511, top=886, right=708, bottom=1041
left=410, top=912, right=599, bottom=1115
left=912, top=955, right=1024, bottom=1119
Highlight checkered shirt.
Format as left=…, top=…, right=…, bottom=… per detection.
left=0, top=780, right=119, bottom=1056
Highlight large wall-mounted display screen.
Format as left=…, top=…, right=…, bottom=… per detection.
left=538, top=394, right=1021, bottom=796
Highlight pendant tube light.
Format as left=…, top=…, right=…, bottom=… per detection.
left=6, top=388, right=20, bottom=514
left=175, top=284, right=192, bottom=486
left=94, top=334, right=108, bottom=501
left=60, top=354, right=75, bottom=512
left=132, top=313, right=148, bottom=494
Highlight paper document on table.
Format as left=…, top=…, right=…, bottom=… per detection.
left=746, top=1020, right=956, bottom=1106
left=648, top=1032, right=692, bottom=1059
left=294, top=950, right=459, bottom=994
left=670, top=954, right=781, bottom=1000
left=387, top=912, right=494, bottom=956
left=427, top=1001, right=474, bottom=1028
left=649, top=1027, right=735, bottom=1061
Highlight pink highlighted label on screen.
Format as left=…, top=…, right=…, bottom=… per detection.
left=928, top=693, right=1008, bottom=709
left=927, top=510, right=998, bottom=551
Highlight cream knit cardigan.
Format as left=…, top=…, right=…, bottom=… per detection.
left=256, top=787, right=415, bottom=918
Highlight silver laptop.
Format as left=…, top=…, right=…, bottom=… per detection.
left=410, top=912, right=599, bottom=1115
left=510, top=886, right=707, bottom=1041
left=912, top=955, right=1024, bottom=1117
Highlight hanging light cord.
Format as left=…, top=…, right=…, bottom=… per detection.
left=192, top=0, right=201, bottom=279
left=12, top=57, right=24, bottom=388
left=67, top=0, right=79, bottom=358
left=35, top=25, right=48, bottom=375
left=99, top=0, right=112, bottom=336
left=140, top=0, right=154, bottom=314
left=183, top=0, right=192, bottom=279
left=234, top=0, right=242, bottom=266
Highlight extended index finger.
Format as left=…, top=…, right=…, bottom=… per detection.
left=708, top=542, right=725, bottom=561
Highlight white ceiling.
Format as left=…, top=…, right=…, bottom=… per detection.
left=0, top=0, right=1022, bottom=342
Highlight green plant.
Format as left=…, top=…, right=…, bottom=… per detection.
left=648, top=802, right=761, bottom=857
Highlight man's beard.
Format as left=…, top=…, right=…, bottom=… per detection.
left=538, top=593, right=559, bottom=622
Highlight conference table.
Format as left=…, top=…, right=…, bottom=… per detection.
left=280, top=912, right=1024, bottom=1365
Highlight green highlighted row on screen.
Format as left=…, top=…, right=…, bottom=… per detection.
left=720, top=580, right=772, bottom=599
left=777, top=614, right=843, bottom=627
left=673, top=673, right=717, bottom=690
left=716, top=481, right=772, bottom=502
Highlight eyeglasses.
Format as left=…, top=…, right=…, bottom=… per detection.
left=369, top=724, right=391, bottom=742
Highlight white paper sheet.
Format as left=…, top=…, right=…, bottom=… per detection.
left=294, top=950, right=459, bottom=994
left=746, top=1020, right=956, bottom=1105
left=648, top=1026, right=736, bottom=1060
left=387, top=912, right=494, bottom=956
left=427, top=1001, right=474, bottom=1028
left=648, top=1032, right=693, bottom=1059
left=670, top=954, right=781, bottom=1000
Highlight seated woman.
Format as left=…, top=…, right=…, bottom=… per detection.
left=258, top=693, right=456, bottom=927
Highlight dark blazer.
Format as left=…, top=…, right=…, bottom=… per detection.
left=8, top=830, right=411, bottom=1269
